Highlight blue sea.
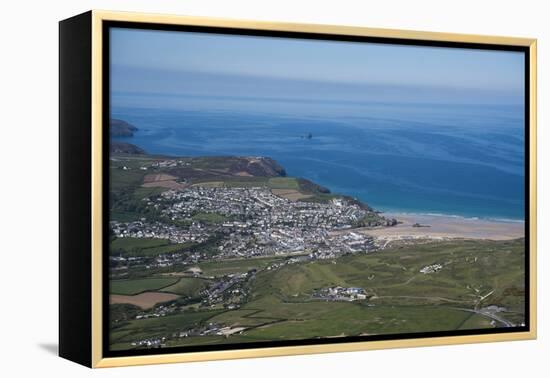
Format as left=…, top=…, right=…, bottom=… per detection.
left=111, top=96, right=525, bottom=221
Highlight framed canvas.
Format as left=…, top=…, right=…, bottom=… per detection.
left=59, top=10, right=537, bottom=368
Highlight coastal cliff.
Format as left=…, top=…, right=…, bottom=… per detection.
left=110, top=118, right=138, bottom=137
left=110, top=142, right=145, bottom=155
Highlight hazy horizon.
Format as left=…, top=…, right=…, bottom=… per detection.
left=110, top=27, right=525, bottom=108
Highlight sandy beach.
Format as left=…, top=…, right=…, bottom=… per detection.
left=358, top=213, right=525, bottom=241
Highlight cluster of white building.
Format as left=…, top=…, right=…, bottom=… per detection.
left=420, top=263, right=443, bottom=274
left=313, top=286, right=369, bottom=301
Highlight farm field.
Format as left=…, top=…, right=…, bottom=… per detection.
left=110, top=277, right=179, bottom=295
left=110, top=310, right=225, bottom=350
left=160, top=277, right=212, bottom=297
left=110, top=292, right=180, bottom=310
left=110, top=238, right=525, bottom=350
left=110, top=237, right=193, bottom=257
left=198, top=256, right=286, bottom=277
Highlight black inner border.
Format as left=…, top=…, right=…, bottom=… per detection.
left=102, top=20, right=531, bottom=359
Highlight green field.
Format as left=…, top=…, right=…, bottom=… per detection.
left=198, top=256, right=284, bottom=277
left=110, top=210, right=143, bottom=222
left=110, top=310, right=225, bottom=350
left=112, top=237, right=170, bottom=251
left=267, top=177, right=300, bottom=190
left=220, top=177, right=269, bottom=188
left=208, top=309, right=278, bottom=327
left=203, top=176, right=303, bottom=192
left=110, top=238, right=525, bottom=350
left=227, top=238, right=526, bottom=338
left=164, top=304, right=495, bottom=348
left=111, top=278, right=179, bottom=295
left=247, top=239, right=525, bottom=311
left=133, top=186, right=167, bottom=200
left=109, top=167, right=146, bottom=192
left=238, top=304, right=479, bottom=340
left=110, top=237, right=193, bottom=257
left=160, top=277, right=212, bottom=297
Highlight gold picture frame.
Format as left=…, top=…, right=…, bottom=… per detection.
left=59, top=10, right=537, bottom=368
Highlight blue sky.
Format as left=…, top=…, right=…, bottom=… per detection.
left=110, top=27, right=525, bottom=106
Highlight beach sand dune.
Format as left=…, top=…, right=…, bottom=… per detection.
left=359, top=213, right=524, bottom=241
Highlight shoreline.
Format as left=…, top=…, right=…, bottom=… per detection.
left=380, top=210, right=524, bottom=224
left=358, top=212, right=525, bottom=241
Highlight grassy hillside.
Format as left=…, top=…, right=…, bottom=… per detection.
left=111, top=278, right=179, bottom=295
left=160, top=277, right=212, bottom=297
left=111, top=238, right=525, bottom=349
left=110, top=237, right=194, bottom=257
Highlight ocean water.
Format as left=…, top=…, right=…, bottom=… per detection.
left=111, top=97, right=525, bottom=220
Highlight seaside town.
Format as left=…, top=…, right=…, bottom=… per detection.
left=110, top=186, right=392, bottom=264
